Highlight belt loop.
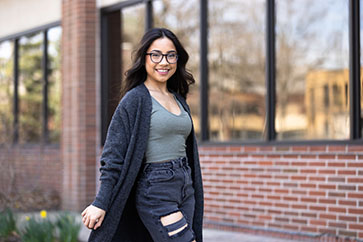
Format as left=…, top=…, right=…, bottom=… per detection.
left=143, top=163, right=150, bottom=173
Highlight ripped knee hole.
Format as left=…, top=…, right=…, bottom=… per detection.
left=160, top=211, right=188, bottom=237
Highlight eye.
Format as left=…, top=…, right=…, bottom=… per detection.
left=151, top=53, right=161, bottom=58
left=167, top=53, right=177, bottom=58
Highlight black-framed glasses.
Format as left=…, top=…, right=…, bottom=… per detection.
left=146, top=51, right=178, bottom=64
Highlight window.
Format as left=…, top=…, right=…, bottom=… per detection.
left=19, top=32, right=43, bottom=143
left=101, top=0, right=361, bottom=143
left=208, top=0, right=266, bottom=141
left=153, top=0, right=200, bottom=137
left=0, top=41, right=14, bottom=144
left=276, top=0, right=349, bottom=140
left=48, top=27, right=62, bottom=143
left=122, top=4, right=145, bottom=77
left=0, top=25, right=61, bottom=145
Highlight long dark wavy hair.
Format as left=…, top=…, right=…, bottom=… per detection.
left=121, top=28, right=195, bottom=100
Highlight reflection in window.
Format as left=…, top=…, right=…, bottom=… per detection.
left=48, top=27, right=62, bottom=143
left=153, top=0, right=200, bottom=137
left=0, top=41, right=14, bottom=144
left=208, top=0, right=266, bottom=141
left=19, top=33, right=43, bottom=143
left=122, top=4, right=145, bottom=78
left=276, top=0, right=349, bottom=140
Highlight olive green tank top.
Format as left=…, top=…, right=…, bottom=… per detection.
left=145, top=95, right=192, bottom=163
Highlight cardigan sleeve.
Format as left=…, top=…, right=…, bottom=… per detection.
left=92, top=103, right=131, bottom=211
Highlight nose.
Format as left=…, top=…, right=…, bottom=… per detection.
left=159, top=55, right=168, bottom=65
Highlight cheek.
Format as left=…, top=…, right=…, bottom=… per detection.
left=145, top=62, right=155, bottom=74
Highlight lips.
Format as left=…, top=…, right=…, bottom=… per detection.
left=156, top=69, right=169, bottom=75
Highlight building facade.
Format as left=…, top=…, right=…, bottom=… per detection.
left=0, top=0, right=362, bottom=240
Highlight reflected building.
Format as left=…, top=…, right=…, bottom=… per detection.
left=306, top=68, right=350, bottom=139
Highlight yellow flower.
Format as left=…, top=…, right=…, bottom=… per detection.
left=25, top=216, right=30, bottom=221
left=40, top=210, right=47, bottom=219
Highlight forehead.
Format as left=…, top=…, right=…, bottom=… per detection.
left=147, top=37, right=176, bottom=52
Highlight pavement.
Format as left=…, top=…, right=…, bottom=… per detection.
left=16, top=211, right=300, bottom=242
left=79, top=226, right=300, bottom=242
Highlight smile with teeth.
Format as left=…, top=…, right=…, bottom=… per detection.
left=156, top=69, right=169, bottom=74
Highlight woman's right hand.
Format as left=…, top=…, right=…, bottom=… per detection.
left=81, top=205, right=106, bottom=230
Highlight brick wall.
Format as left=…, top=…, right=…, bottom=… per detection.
left=0, top=146, right=62, bottom=208
left=61, top=0, right=97, bottom=211
left=200, top=144, right=363, bottom=241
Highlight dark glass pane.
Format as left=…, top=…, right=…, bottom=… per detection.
left=153, top=0, right=200, bottom=138
left=0, top=41, right=14, bottom=144
left=276, top=0, right=349, bottom=140
left=208, top=0, right=266, bottom=141
left=48, top=27, right=61, bottom=143
left=19, top=32, right=43, bottom=143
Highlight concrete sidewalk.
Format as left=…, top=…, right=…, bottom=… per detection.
left=79, top=225, right=299, bottom=242
left=16, top=211, right=299, bottom=241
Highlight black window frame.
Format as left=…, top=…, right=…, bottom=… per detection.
left=0, top=21, right=61, bottom=145
left=100, top=0, right=361, bottom=146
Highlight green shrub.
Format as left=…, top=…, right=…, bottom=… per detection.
left=0, top=208, right=18, bottom=239
left=55, top=212, right=81, bottom=242
left=21, top=217, right=55, bottom=242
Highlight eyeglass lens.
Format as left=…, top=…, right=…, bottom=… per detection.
left=149, top=52, right=178, bottom=64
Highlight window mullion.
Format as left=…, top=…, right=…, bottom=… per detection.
left=13, top=38, right=19, bottom=144
left=200, top=0, right=209, bottom=141
left=349, top=0, right=361, bottom=139
left=266, top=0, right=276, bottom=141
left=43, top=30, right=49, bottom=143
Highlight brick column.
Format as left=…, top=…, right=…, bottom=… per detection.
left=61, top=0, right=97, bottom=211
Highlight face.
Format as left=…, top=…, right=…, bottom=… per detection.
left=144, top=37, right=177, bottom=85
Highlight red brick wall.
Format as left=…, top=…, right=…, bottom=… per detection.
left=200, top=144, right=363, bottom=240
left=0, top=146, right=62, bottom=207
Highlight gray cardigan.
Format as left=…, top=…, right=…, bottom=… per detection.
left=89, top=83, right=204, bottom=242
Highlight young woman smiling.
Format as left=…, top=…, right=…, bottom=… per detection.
left=81, top=28, right=204, bottom=242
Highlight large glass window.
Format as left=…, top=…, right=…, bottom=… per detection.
left=208, top=0, right=266, bottom=141
left=0, top=26, right=61, bottom=145
left=276, top=0, right=349, bottom=140
left=0, top=41, right=14, bottom=144
left=153, top=0, right=200, bottom=137
left=122, top=4, right=145, bottom=77
left=19, top=33, right=43, bottom=143
left=48, top=27, right=62, bottom=143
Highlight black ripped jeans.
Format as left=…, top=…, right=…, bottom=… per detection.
left=135, top=157, right=196, bottom=242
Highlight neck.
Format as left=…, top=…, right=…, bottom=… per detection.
left=144, top=80, right=168, bottom=94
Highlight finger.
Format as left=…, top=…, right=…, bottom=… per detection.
left=89, top=218, right=97, bottom=229
left=81, top=208, right=87, bottom=216
left=84, top=216, right=90, bottom=228
left=94, top=216, right=104, bottom=230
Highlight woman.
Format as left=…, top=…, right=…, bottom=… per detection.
left=81, top=28, right=204, bottom=242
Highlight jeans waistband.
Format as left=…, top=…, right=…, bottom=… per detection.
left=142, top=157, right=188, bottom=172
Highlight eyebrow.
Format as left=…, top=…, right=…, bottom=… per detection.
left=150, top=50, right=177, bottom=53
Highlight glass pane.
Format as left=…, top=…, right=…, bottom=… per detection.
left=153, top=0, right=200, bottom=138
left=48, top=27, right=62, bottom=143
left=208, top=0, right=266, bottom=141
left=122, top=4, right=145, bottom=78
left=19, top=32, right=43, bottom=143
left=0, top=41, right=14, bottom=144
left=276, top=0, right=349, bottom=140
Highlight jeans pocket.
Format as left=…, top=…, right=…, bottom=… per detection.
left=147, top=168, right=175, bottom=183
